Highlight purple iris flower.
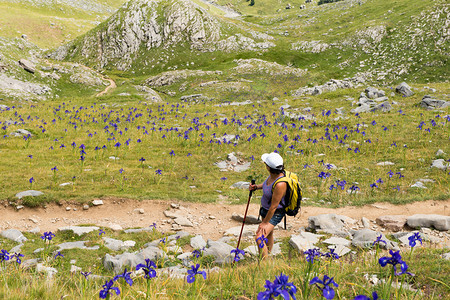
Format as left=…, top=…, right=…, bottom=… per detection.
left=99, top=279, right=120, bottom=299
left=408, top=232, right=422, bottom=247
left=113, top=268, right=133, bottom=286
left=353, top=291, right=380, bottom=300
left=136, top=259, right=157, bottom=279
left=379, top=250, right=413, bottom=276
left=41, top=231, right=55, bottom=241
left=256, top=235, right=268, bottom=248
left=186, top=264, right=207, bottom=283
left=231, top=248, right=245, bottom=262
left=309, top=275, right=339, bottom=299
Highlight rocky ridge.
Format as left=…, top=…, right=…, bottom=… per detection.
left=49, top=0, right=275, bottom=71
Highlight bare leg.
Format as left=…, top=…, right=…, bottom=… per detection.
left=255, top=223, right=275, bottom=260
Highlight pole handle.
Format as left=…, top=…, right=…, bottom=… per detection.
left=250, top=179, right=256, bottom=196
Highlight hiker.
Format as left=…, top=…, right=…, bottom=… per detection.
left=249, top=152, right=287, bottom=259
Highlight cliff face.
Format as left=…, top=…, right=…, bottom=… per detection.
left=49, top=0, right=222, bottom=70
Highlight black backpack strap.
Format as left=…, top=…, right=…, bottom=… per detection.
left=284, top=215, right=287, bottom=230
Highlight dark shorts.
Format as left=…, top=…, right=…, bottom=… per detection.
left=259, top=207, right=286, bottom=226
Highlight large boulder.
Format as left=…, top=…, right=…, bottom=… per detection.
left=395, top=82, right=414, bottom=97
left=18, top=59, right=36, bottom=73
left=307, top=214, right=348, bottom=231
left=1, top=229, right=27, bottom=243
left=406, top=214, right=450, bottom=231
left=103, top=246, right=163, bottom=274
left=203, top=240, right=236, bottom=264
left=419, top=95, right=449, bottom=110
left=15, top=190, right=43, bottom=199
left=58, top=226, right=99, bottom=236
left=351, top=229, right=398, bottom=250
left=375, top=215, right=408, bottom=232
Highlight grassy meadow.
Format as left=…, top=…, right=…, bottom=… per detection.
left=0, top=0, right=449, bottom=299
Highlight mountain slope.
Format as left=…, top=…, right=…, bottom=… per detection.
left=48, top=0, right=275, bottom=71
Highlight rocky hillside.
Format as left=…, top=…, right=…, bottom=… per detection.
left=49, top=0, right=274, bottom=71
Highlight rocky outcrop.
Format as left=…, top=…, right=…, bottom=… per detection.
left=419, top=95, right=450, bottom=110
left=292, top=77, right=364, bottom=96
left=48, top=0, right=273, bottom=71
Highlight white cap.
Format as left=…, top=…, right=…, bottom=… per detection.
left=261, top=152, right=283, bottom=170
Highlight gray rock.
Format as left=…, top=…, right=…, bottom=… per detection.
left=103, top=245, right=163, bottom=274
left=174, top=217, right=193, bottom=227
left=308, top=214, right=346, bottom=231
left=10, top=243, right=24, bottom=253
left=15, top=190, right=43, bottom=199
left=233, top=162, right=251, bottom=172
left=22, top=258, right=40, bottom=269
left=419, top=95, right=449, bottom=110
left=227, top=153, right=238, bottom=164
left=289, top=235, right=316, bottom=252
left=1, top=229, right=27, bottom=243
left=436, top=149, right=446, bottom=156
left=10, top=129, right=33, bottom=137
left=371, top=101, right=392, bottom=112
left=231, top=213, right=261, bottom=224
left=376, top=215, right=407, bottom=232
left=398, top=232, right=423, bottom=247
left=361, top=217, right=371, bottom=228
left=351, top=229, right=398, bottom=250
left=407, top=214, right=450, bottom=231
left=36, top=263, right=58, bottom=279
left=376, top=161, right=395, bottom=166
left=442, top=253, right=450, bottom=260
left=123, top=227, right=154, bottom=234
left=351, top=103, right=371, bottom=113
left=167, top=231, right=190, bottom=241
left=224, top=225, right=258, bottom=237
left=411, top=181, right=427, bottom=189
left=244, top=245, right=259, bottom=256
left=70, top=265, right=82, bottom=273
left=157, top=266, right=187, bottom=279
left=395, top=82, right=414, bottom=97
left=28, top=227, right=40, bottom=234
left=230, top=181, right=250, bottom=190
left=103, top=237, right=136, bottom=251
left=190, top=235, right=206, bottom=249
left=431, top=159, right=449, bottom=170
left=328, top=244, right=351, bottom=257
left=322, top=237, right=351, bottom=247
left=18, top=59, right=35, bottom=73
left=203, top=240, right=236, bottom=264
left=92, top=199, right=104, bottom=206
left=58, top=226, right=99, bottom=236
left=57, top=241, right=100, bottom=251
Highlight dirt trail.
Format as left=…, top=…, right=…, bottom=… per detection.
left=1, top=199, right=448, bottom=240
left=96, top=77, right=116, bottom=97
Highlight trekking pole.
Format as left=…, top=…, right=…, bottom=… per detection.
left=234, top=179, right=255, bottom=261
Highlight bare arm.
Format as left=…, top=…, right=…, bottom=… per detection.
left=258, top=181, right=287, bottom=235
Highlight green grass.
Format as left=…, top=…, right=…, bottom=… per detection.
left=0, top=229, right=448, bottom=299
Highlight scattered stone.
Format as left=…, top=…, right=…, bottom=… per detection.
left=18, top=59, right=36, bottom=74
left=410, top=181, right=427, bottom=189
left=308, top=214, right=347, bottom=231
left=328, top=244, right=351, bottom=257
left=224, top=225, right=258, bottom=237
left=58, top=226, right=99, bottom=236
left=174, top=217, right=193, bottom=227
left=133, top=208, right=145, bottom=214
left=22, top=258, right=40, bottom=269
left=83, top=204, right=89, bottom=210
left=376, top=161, right=395, bottom=166
left=430, top=159, right=449, bottom=170
left=57, top=241, right=100, bottom=251
left=92, top=200, right=104, bottom=206
left=108, top=224, right=123, bottom=231
left=28, top=227, right=40, bottom=234
left=442, top=253, right=450, bottom=260
left=322, top=237, right=351, bottom=247
left=190, top=235, right=207, bottom=249
left=66, top=207, right=71, bottom=211
left=1, top=229, right=27, bottom=243
left=406, top=214, right=450, bottom=231
left=70, top=265, right=82, bottom=273
left=230, top=181, right=250, bottom=190
left=123, top=227, right=154, bottom=234
left=103, top=237, right=136, bottom=251
left=203, top=240, right=236, bottom=264
left=231, top=213, right=261, bottom=224
left=395, top=82, right=414, bottom=97
left=215, top=153, right=251, bottom=172
left=436, top=149, right=446, bottom=156
left=59, top=182, right=73, bottom=187
left=419, top=95, right=449, bottom=110
left=361, top=217, right=371, bottom=228
left=103, top=246, right=163, bottom=274
left=351, top=229, right=398, bottom=250
left=376, top=215, right=407, bottom=232
left=10, top=243, right=23, bottom=253
left=289, top=235, right=316, bottom=252
left=36, top=263, right=58, bottom=279
left=15, top=190, right=44, bottom=199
